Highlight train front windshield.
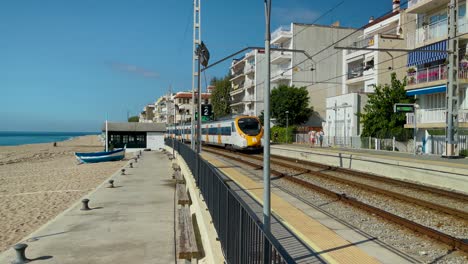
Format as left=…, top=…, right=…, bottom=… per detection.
left=238, top=118, right=261, bottom=136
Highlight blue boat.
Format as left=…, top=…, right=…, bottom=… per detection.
left=75, top=147, right=125, bottom=163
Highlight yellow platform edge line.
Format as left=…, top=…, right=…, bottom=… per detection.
left=202, top=153, right=380, bottom=264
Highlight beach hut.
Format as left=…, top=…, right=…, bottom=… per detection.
left=102, top=122, right=166, bottom=150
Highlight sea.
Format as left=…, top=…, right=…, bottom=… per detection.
left=0, top=131, right=100, bottom=146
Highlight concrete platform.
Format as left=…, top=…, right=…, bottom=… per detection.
left=0, top=151, right=175, bottom=264
left=272, top=144, right=468, bottom=194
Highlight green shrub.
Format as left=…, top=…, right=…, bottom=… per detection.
left=460, top=149, right=468, bottom=157
left=271, top=126, right=296, bottom=143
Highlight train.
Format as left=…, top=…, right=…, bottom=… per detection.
left=166, top=115, right=263, bottom=151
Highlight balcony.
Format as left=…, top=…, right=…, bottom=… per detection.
left=230, top=72, right=245, bottom=82
left=271, top=68, right=292, bottom=82
left=347, top=66, right=365, bottom=80
left=407, top=0, right=449, bottom=14
left=406, top=109, right=468, bottom=126
left=407, top=64, right=468, bottom=87
left=407, top=18, right=448, bottom=48
left=347, top=37, right=375, bottom=55
left=271, top=51, right=292, bottom=64
left=271, top=26, right=292, bottom=44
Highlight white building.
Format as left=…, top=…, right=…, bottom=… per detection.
left=325, top=0, right=408, bottom=141
left=229, top=49, right=266, bottom=116
left=405, top=0, right=468, bottom=154
left=139, top=104, right=155, bottom=123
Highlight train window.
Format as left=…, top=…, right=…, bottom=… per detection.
left=231, top=122, right=235, bottom=132
left=237, top=118, right=261, bottom=136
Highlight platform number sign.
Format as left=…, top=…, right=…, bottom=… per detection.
left=201, top=104, right=212, bottom=121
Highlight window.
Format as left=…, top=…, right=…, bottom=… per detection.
left=123, top=135, right=129, bottom=143
left=231, top=122, right=236, bottom=132
left=129, top=136, right=135, bottom=142
left=136, top=135, right=145, bottom=142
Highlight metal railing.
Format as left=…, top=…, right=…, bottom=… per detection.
left=407, top=64, right=468, bottom=85
left=407, top=108, right=468, bottom=124
left=166, top=139, right=294, bottom=264
left=347, top=36, right=374, bottom=55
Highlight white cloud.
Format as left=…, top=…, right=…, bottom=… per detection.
left=273, top=7, right=320, bottom=24
left=108, top=61, right=159, bottom=79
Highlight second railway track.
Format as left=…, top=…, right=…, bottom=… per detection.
left=203, top=147, right=468, bottom=255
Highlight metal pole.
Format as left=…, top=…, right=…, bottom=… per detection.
left=263, top=0, right=272, bottom=263
left=445, top=0, right=459, bottom=157
left=334, top=101, right=337, bottom=146
left=172, top=100, right=175, bottom=157
left=414, top=106, right=417, bottom=155
left=343, top=107, right=346, bottom=146
left=197, top=59, right=202, bottom=154
left=286, top=113, right=288, bottom=143
left=191, top=0, right=201, bottom=150
left=105, top=119, right=108, bottom=152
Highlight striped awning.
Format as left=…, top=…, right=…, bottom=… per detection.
left=406, top=85, right=446, bottom=96
left=407, top=41, right=447, bottom=66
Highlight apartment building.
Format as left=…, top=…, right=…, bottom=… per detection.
left=153, top=96, right=169, bottom=123
left=139, top=104, right=155, bottom=123
left=405, top=0, right=468, bottom=154
left=325, top=0, right=408, bottom=140
left=271, top=23, right=358, bottom=127
left=229, top=49, right=266, bottom=116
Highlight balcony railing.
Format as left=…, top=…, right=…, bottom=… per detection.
left=408, top=16, right=468, bottom=48
left=271, top=68, right=292, bottom=81
left=407, top=64, right=468, bottom=85
left=271, top=51, right=292, bottom=62
left=406, top=109, right=468, bottom=124
left=347, top=37, right=374, bottom=55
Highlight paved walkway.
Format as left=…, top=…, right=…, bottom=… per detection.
left=0, top=151, right=175, bottom=264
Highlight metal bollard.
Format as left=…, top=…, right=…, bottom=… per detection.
left=134, top=157, right=138, bottom=163
left=12, top=243, right=29, bottom=264
left=81, top=199, right=91, bottom=211
left=108, top=180, right=114, bottom=188
left=129, top=162, right=133, bottom=168
left=121, top=169, right=125, bottom=175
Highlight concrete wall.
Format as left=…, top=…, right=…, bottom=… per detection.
left=291, top=24, right=362, bottom=126
left=146, top=132, right=165, bottom=150
left=271, top=146, right=468, bottom=194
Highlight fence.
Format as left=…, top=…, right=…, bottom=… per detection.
left=166, top=139, right=294, bottom=264
left=294, top=134, right=468, bottom=155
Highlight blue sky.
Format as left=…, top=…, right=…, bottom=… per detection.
left=0, top=0, right=397, bottom=132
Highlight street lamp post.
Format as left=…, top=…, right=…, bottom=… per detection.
left=285, top=111, right=289, bottom=143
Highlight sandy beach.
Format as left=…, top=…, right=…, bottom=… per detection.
left=0, top=135, right=127, bottom=252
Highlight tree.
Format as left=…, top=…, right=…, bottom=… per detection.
left=359, top=73, right=415, bottom=140
left=270, top=85, right=313, bottom=126
left=128, top=116, right=139, bottom=122
left=210, top=75, right=232, bottom=119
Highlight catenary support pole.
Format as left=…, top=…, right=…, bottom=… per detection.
left=263, top=0, right=272, bottom=263
left=445, top=0, right=459, bottom=157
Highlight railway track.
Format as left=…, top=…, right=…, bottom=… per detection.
left=203, top=147, right=468, bottom=254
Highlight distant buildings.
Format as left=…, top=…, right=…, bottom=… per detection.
left=148, top=91, right=211, bottom=125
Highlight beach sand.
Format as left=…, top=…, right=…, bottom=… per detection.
left=0, top=135, right=127, bottom=252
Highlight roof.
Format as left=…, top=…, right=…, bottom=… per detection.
left=102, top=122, right=166, bottom=132
left=174, top=92, right=211, bottom=99
left=365, top=10, right=400, bottom=29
